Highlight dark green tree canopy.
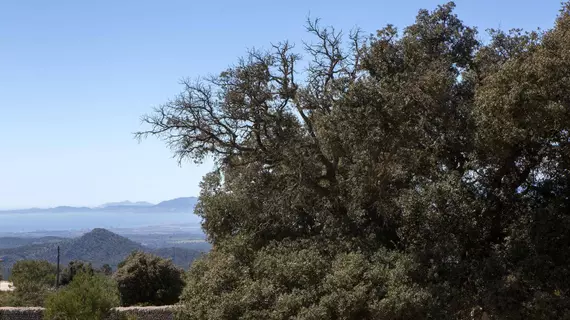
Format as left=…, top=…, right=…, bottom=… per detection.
left=99, top=264, right=113, bottom=276
left=60, top=260, right=95, bottom=286
left=138, top=2, right=570, bottom=319
left=113, top=251, right=185, bottom=307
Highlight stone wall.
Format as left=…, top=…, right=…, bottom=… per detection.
left=109, top=306, right=178, bottom=320
left=0, top=306, right=178, bottom=320
left=0, top=307, right=44, bottom=320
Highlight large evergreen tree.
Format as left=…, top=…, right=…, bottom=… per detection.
left=137, top=3, right=570, bottom=319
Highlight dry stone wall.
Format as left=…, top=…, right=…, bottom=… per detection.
left=0, top=306, right=178, bottom=320
left=108, top=306, right=177, bottom=320
left=0, top=308, right=44, bottom=320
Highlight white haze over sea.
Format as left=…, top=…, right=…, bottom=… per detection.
left=0, top=210, right=201, bottom=234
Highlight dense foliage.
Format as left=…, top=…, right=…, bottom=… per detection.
left=10, top=260, right=56, bottom=287
left=0, top=291, right=12, bottom=307
left=138, top=2, right=570, bottom=319
left=100, top=264, right=113, bottom=276
left=8, top=260, right=56, bottom=306
left=44, top=271, right=120, bottom=320
left=59, top=260, right=96, bottom=286
left=113, top=251, right=185, bottom=306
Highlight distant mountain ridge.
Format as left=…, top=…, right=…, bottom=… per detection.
left=0, top=228, right=202, bottom=273
left=0, top=197, right=198, bottom=214
left=98, top=201, right=154, bottom=208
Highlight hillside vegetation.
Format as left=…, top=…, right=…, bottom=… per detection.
left=1, top=251, right=187, bottom=309
left=0, top=229, right=201, bottom=274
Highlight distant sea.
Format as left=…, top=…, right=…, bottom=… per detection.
left=0, top=210, right=201, bottom=234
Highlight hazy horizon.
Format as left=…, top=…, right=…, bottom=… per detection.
left=0, top=196, right=197, bottom=211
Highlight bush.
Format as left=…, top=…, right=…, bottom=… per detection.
left=7, top=282, right=52, bottom=307
left=44, top=271, right=119, bottom=320
left=0, top=291, right=13, bottom=307
left=10, top=260, right=56, bottom=288
left=9, top=260, right=56, bottom=306
left=114, top=251, right=185, bottom=306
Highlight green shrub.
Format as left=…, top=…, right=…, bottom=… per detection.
left=10, top=260, right=56, bottom=288
left=0, top=291, right=13, bottom=307
left=9, top=260, right=56, bottom=306
left=44, top=271, right=120, bottom=320
left=114, top=251, right=185, bottom=306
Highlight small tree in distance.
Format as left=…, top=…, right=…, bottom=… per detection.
left=114, top=251, right=185, bottom=306
left=60, top=260, right=95, bottom=286
left=99, top=264, right=113, bottom=276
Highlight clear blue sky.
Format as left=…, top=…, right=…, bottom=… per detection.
left=0, top=0, right=563, bottom=209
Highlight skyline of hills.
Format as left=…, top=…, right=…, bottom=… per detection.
left=0, top=197, right=198, bottom=214
left=98, top=200, right=154, bottom=208
left=0, top=228, right=204, bottom=278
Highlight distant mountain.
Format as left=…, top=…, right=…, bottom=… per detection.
left=0, top=228, right=202, bottom=275
left=50, top=206, right=93, bottom=213
left=0, top=197, right=198, bottom=214
left=99, top=201, right=154, bottom=208
left=60, top=228, right=145, bottom=266
left=154, top=197, right=198, bottom=210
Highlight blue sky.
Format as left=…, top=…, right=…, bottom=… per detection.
left=0, top=0, right=563, bottom=209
